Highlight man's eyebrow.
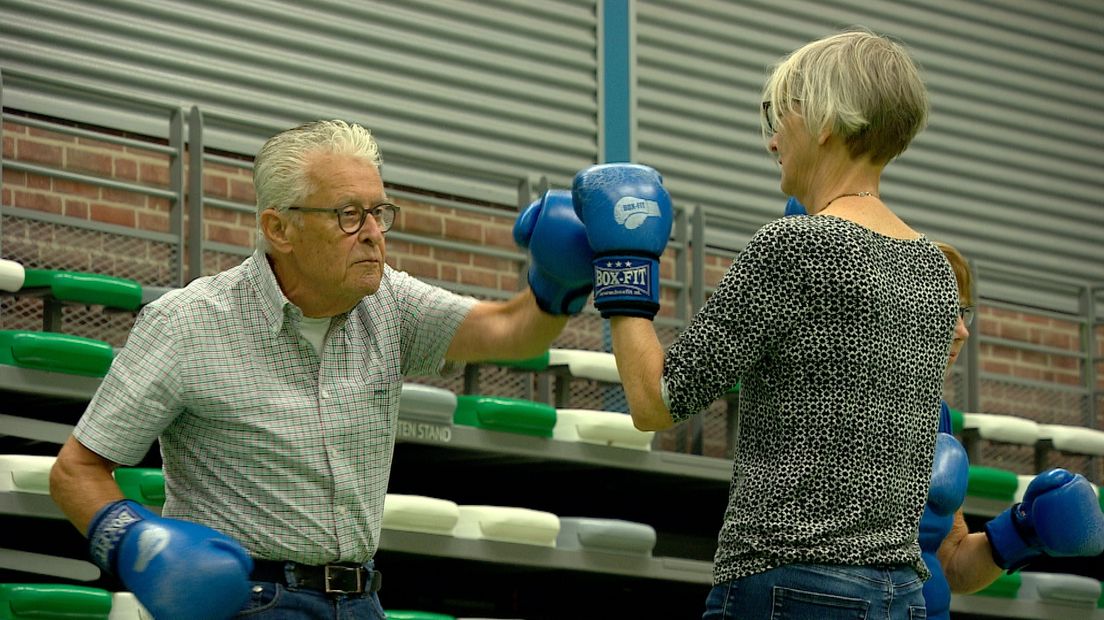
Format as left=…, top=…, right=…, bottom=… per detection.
left=334, top=196, right=390, bottom=206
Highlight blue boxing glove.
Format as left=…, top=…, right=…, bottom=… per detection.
left=984, top=468, right=1104, bottom=570
left=572, top=163, right=673, bottom=319
left=513, top=189, right=594, bottom=315
left=88, top=499, right=253, bottom=620
left=784, top=196, right=807, bottom=216
left=919, top=432, right=970, bottom=620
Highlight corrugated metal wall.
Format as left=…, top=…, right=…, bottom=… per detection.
left=0, top=0, right=598, bottom=205
left=2, top=0, right=1101, bottom=305
left=636, top=0, right=1104, bottom=308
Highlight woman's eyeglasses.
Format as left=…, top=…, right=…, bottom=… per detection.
left=762, top=101, right=776, bottom=134
left=958, top=306, right=976, bottom=327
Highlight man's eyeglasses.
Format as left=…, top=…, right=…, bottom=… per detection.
left=288, top=203, right=400, bottom=234
left=958, top=306, right=976, bottom=327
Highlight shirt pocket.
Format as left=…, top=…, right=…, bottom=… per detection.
left=344, top=362, right=403, bottom=433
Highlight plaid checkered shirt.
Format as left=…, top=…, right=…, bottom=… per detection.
left=74, top=250, right=477, bottom=563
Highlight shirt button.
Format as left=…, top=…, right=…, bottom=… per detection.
left=321, top=390, right=331, bottom=399
left=336, top=505, right=348, bottom=515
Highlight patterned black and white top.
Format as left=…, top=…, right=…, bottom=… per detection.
left=663, top=215, right=958, bottom=585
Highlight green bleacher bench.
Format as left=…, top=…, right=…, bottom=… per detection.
left=0, top=330, right=114, bottom=377
left=114, top=468, right=166, bottom=507
left=20, top=269, right=142, bottom=311
left=976, top=571, right=1021, bottom=599
left=463, top=351, right=550, bottom=396
left=488, top=350, right=550, bottom=372
left=386, top=611, right=456, bottom=620
left=967, top=465, right=1019, bottom=502
left=454, top=395, right=557, bottom=438
left=0, top=583, right=112, bottom=619
left=947, top=405, right=964, bottom=436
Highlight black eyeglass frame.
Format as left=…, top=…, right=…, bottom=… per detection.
left=762, top=100, right=776, bottom=134
left=762, top=99, right=805, bottom=135
left=287, top=203, right=400, bottom=234
left=958, top=305, right=976, bottom=327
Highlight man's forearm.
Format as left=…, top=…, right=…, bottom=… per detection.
left=939, top=513, right=1005, bottom=594
left=50, top=435, right=125, bottom=534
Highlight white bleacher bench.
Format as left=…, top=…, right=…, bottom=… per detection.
left=1018, top=572, right=1102, bottom=609
left=1033, top=424, right=1104, bottom=477
left=382, top=494, right=460, bottom=535
left=962, top=413, right=1041, bottom=445
left=451, top=505, right=560, bottom=547
left=556, top=517, right=657, bottom=555
left=0, top=455, right=67, bottom=522
left=545, top=348, right=621, bottom=408
left=0, top=258, right=26, bottom=292
left=960, top=412, right=1040, bottom=464
left=553, top=408, right=653, bottom=451
left=0, top=547, right=101, bottom=582
left=1014, top=474, right=1033, bottom=504
left=398, top=383, right=457, bottom=425
left=1037, top=424, right=1104, bottom=457
left=547, top=349, right=620, bottom=385
left=110, top=593, right=153, bottom=620
left=0, top=454, right=54, bottom=495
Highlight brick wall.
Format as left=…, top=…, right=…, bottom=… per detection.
left=2, top=112, right=1101, bottom=475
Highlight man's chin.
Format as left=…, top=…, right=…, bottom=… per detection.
left=354, top=278, right=382, bottom=297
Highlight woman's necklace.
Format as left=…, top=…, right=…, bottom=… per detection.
left=822, top=191, right=877, bottom=211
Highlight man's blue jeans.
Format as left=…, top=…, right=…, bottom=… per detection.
left=703, top=564, right=927, bottom=620
left=234, top=561, right=386, bottom=620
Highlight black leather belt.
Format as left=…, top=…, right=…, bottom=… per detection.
left=251, top=560, right=382, bottom=595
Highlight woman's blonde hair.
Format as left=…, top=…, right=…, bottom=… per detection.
left=762, top=27, right=929, bottom=165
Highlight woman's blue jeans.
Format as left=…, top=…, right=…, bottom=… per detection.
left=703, top=564, right=926, bottom=620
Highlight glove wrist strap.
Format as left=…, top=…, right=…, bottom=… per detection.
left=592, top=253, right=660, bottom=319
left=528, top=270, right=590, bottom=316
left=87, top=499, right=148, bottom=575
left=984, top=506, right=1041, bottom=571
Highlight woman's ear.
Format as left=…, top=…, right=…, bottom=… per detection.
left=260, top=208, right=294, bottom=253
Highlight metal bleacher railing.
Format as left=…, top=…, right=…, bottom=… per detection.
left=1, top=68, right=1102, bottom=479
left=0, top=69, right=189, bottom=289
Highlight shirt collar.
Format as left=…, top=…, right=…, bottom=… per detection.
left=247, top=249, right=300, bottom=334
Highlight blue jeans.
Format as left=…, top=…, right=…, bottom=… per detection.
left=703, top=564, right=927, bottom=620
left=234, top=561, right=386, bottom=619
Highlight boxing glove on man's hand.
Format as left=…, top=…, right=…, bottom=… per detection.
left=88, top=499, right=253, bottom=620
left=984, top=468, right=1104, bottom=570
left=513, top=189, right=595, bottom=315
left=572, top=164, right=673, bottom=320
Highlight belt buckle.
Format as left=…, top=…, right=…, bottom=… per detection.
left=323, top=564, right=363, bottom=594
